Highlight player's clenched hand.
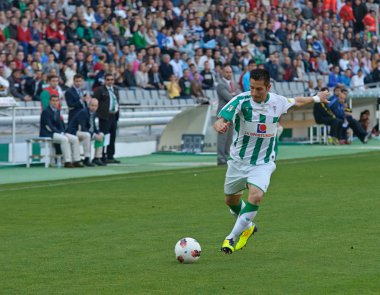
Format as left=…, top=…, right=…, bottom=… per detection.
left=213, top=118, right=230, bottom=134
left=317, top=90, right=330, bottom=104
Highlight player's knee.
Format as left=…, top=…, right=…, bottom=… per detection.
left=247, top=190, right=263, bottom=204
left=224, top=194, right=241, bottom=206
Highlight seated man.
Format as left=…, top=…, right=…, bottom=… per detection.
left=329, top=88, right=369, bottom=144
left=66, top=98, right=105, bottom=166
left=313, top=88, right=343, bottom=145
left=39, top=94, right=83, bottom=168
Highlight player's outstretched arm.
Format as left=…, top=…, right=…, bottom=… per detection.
left=213, top=117, right=230, bottom=134
left=293, top=90, right=330, bottom=107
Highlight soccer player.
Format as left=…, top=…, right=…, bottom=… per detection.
left=214, top=69, right=330, bottom=254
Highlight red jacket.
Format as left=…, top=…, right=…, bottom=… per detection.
left=17, top=26, right=32, bottom=42
left=339, top=4, right=355, bottom=22
left=363, top=14, right=376, bottom=32
left=46, top=26, right=59, bottom=39
left=247, top=0, right=257, bottom=11
left=0, top=30, right=5, bottom=42
left=323, top=0, right=337, bottom=13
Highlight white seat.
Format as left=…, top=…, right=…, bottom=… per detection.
left=26, top=137, right=63, bottom=168
left=309, top=124, right=328, bottom=144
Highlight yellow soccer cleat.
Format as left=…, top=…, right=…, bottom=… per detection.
left=220, top=238, right=235, bottom=254
left=235, top=224, right=258, bottom=251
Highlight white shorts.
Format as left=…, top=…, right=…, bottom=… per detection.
left=224, top=160, right=276, bottom=195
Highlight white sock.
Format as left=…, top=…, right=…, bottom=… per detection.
left=226, top=210, right=257, bottom=240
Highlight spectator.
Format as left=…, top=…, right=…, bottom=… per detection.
left=313, top=97, right=343, bottom=145
left=24, top=69, right=44, bottom=101
left=123, top=62, right=137, bottom=89
left=353, top=0, right=368, bottom=33
left=329, top=88, right=369, bottom=143
left=66, top=98, right=105, bottom=167
left=328, top=65, right=341, bottom=88
left=216, top=65, right=236, bottom=165
left=198, top=48, right=215, bottom=72
left=39, top=94, right=83, bottom=168
left=42, top=52, right=60, bottom=75
left=135, top=63, right=155, bottom=89
left=358, top=109, right=370, bottom=132
left=318, top=53, right=330, bottom=75
left=340, top=0, right=355, bottom=24
left=170, top=51, right=183, bottom=78
left=339, top=52, right=350, bottom=71
left=148, top=63, right=164, bottom=90
left=40, top=74, right=62, bottom=109
left=350, top=69, right=365, bottom=90
left=0, top=64, right=9, bottom=96
left=371, top=60, right=380, bottom=83
left=94, top=73, right=121, bottom=164
left=200, top=61, right=214, bottom=90
left=65, top=74, right=89, bottom=124
left=8, top=69, right=31, bottom=101
left=363, top=9, right=376, bottom=33
left=190, top=72, right=209, bottom=104
left=339, top=69, right=352, bottom=88
left=242, top=59, right=257, bottom=92
left=178, top=68, right=192, bottom=98
left=131, top=25, right=147, bottom=50
left=283, top=57, right=295, bottom=82
left=159, top=54, right=174, bottom=82
left=166, top=74, right=181, bottom=99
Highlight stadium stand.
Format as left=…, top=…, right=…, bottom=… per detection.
left=0, top=0, right=380, bottom=158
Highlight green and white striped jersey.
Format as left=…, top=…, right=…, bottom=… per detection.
left=218, top=91, right=295, bottom=166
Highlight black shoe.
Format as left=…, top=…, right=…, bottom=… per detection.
left=106, top=158, right=121, bottom=164
left=73, top=161, right=84, bottom=168
left=92, top=158, right=106, bottom=166
left=83, top=158, right=95, bottom=167
left=363, top=132, right=371, bottom=144
left=64, top=162, right=74, bottom=168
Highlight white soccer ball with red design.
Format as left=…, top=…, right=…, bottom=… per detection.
left=174, top=237, right=201, bottom=264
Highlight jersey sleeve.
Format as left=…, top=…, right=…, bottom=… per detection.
left=279, top=96, right=295, bottom=114
left=218, top=95, right=242, bottom=121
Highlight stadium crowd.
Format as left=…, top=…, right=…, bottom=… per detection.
left=0, top=0, right=379, bottom=165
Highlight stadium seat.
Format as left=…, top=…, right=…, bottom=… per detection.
left=288, top=82, right=298, bottom=95
left=25, top=137, right=63, bottom=168
left=309, top=124, right=328, bottom=144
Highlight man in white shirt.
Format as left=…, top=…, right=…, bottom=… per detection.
left=350, top=69, right=365, bottom=90
left=169, top=51, right=183, bottom=78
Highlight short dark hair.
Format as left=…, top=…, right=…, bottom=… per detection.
left=74, top=74, right=83, bottom=80
left=50, top=94, right=59, bottom=100
left=48, top=74, right=58, bottom=81
left=104, top=73, right=113, bottom=80
left=250, top=69, right=270, bottom=85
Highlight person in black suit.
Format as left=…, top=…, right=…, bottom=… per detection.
left=123, top=62, right=137, bottom=89
left=39, top=94, right=83, bottom=168
left=93, top=73, right=121, bottom=164
left=66, top=98, right=105, bottom=166
left=24, top=70, right=44, bottom=101
left=148, top=63, right=165, bottom=89
left=65, top=74, right=89, bottom=124
left=159, top=54, right=174, bottom=82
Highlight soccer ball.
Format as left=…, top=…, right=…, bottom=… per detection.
left=174, top=237, right=201, bottom=264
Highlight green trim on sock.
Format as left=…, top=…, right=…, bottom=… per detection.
left=229, top=199, right=242, bottom=215
left=240, top=202, right=259, bottom=215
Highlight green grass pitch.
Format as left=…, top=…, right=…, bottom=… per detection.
left=1, top=152, right=379, bottom=294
